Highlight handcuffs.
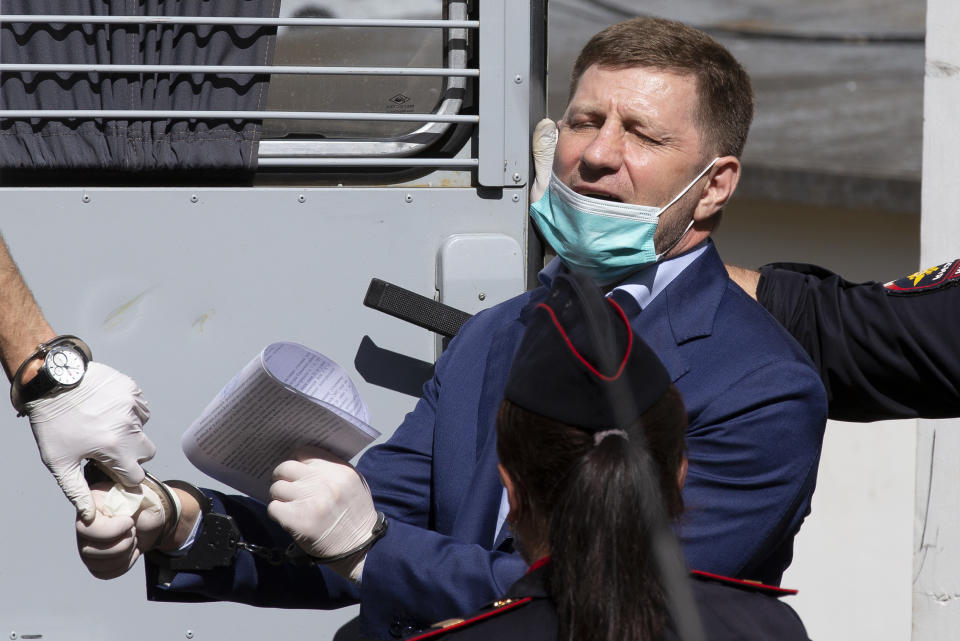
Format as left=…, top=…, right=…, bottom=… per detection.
left=83, top=459, right=388, bottom=581
left=79, top=463, right=389, bottom=576
left=145, top=480, right=388, bottom=578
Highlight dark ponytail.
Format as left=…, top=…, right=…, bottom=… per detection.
left=551, top=433, right=668, bottom=641
left=497, top=386, right=687, bottom=641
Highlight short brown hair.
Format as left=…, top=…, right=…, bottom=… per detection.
left=569, top=17, right=754, bottom=158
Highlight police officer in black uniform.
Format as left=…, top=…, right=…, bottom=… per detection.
left=729, top=260, right=960, bottom=422
left=407, top=271, right=810, bottom=641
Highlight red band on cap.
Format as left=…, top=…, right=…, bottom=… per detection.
left=534, top=298, right=633, bottom=382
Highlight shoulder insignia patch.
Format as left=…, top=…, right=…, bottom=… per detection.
left=405, top=597, right=533, bottom=640
left=690, top=570, right=798, bottom=597
left=885, top=259, right=960, bottom=295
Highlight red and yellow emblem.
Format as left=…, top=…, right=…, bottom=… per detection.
left=885, top=259, right=960, bottom=295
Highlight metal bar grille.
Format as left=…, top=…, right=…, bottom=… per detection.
left=258, top=157, right=478, bottom=168
left=0, top=6, right=481, bottom=171
left=0, top=15, right=480, bottom=28
left=0, top=64, right=478, bottom=77
left=0, top=110, right=479, bottom=123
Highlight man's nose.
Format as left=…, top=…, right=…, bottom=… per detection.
left=580, top=123, right=623, bottom=173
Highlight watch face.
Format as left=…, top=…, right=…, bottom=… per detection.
left=45, top=346, right=86, bottom=386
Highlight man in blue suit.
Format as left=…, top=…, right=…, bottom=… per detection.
left=76, top=17, right=826, bottom=641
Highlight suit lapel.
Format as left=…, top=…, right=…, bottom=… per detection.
left=452, top=288, right=548, bottom=547
left=634, top=243, right=728, bottom=383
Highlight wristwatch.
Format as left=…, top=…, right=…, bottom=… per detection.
left=10, top=335, right=92, bottom=415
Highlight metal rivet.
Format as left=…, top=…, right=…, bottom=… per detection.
left=81, top=194, right=91, bottom=203
left=405, top=194, right=414, bottom=203
left=512, top=173, right=521, bottom=183
left=514, top=74, right=523, bottom=84
left=185, top=631, right=194, bottom=640
left=190, top=194, right=199, bottom=203
left=297, top=194, right=306, bottom=203
left=10, top=632, right=18, bottom=640
left=478, top=293, right=486, bottom=301
left=512, top=194, right=520, bottom=202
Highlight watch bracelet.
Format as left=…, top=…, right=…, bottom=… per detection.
left=10, top=334, right=92, bottom=415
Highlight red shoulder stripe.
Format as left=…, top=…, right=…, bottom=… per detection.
left=690, top=570, right=798, bottom=596
left=527, top=555, right=551, bottom=573
left=405, top=597, right=533, bottom=641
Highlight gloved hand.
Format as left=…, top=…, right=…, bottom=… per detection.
left=26, top=362, right=156, bottom=524
left=75, top=481, right=170, bottom=579
left=530, top=117, right=558, bottom=204
left=268, top=448, right=378, bottom=583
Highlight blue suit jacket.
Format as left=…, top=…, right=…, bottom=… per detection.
left=148, top=243, right=827, bottom=640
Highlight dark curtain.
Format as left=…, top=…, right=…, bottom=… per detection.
left=0, top=0, right=280, bottom=172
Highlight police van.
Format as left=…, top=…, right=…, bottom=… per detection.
left=0, top=1, right=544, bottom=639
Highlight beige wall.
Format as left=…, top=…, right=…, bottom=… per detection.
left=715, top=198, right=920, bottom=283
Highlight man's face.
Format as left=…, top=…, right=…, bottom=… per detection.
left=554, top=64, right=710, bottom=252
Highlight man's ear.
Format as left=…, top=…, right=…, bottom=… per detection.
left=498, top=463, right=521, bottom=521
left=693, top=156, right=740, bottom=222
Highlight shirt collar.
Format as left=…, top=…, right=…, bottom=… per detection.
left=538, top=240, right=711, bottom=310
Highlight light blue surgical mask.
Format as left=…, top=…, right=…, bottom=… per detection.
left=529, top=158, right=719, bottom=285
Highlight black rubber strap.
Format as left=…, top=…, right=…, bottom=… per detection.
left=364, top=278, right=472, bottom=339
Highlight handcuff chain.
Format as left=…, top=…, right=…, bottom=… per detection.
left=234, top=541, right=333, bottom=567
left=235, top=541, right=289, bottom=566
left=233, top=511, right=388, bottom=567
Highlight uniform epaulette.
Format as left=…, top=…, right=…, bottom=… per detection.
left=885, top=259, right=960, bottom=295
left=405, top=597, right=534, bottom=640
left=690, top=570, right=798, bottom=597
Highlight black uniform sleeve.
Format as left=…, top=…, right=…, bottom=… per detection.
left=757, top=262, right=960, bottom=422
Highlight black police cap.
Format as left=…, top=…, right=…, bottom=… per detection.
left=504, top=272, right=671, bottom=431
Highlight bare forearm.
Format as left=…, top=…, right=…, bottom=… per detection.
left=0, top=235, right=55, bottom=380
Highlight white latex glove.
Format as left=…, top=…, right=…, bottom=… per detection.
left=75, top=481, right=168, bottom=580
left=530, top=118, right=558, bottom=204
left=26, top=362, right=156, bottom=524
left=268, top=447, right=378, bottom=583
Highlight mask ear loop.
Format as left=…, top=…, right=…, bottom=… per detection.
left=653, top=158, right=720, bottom=261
